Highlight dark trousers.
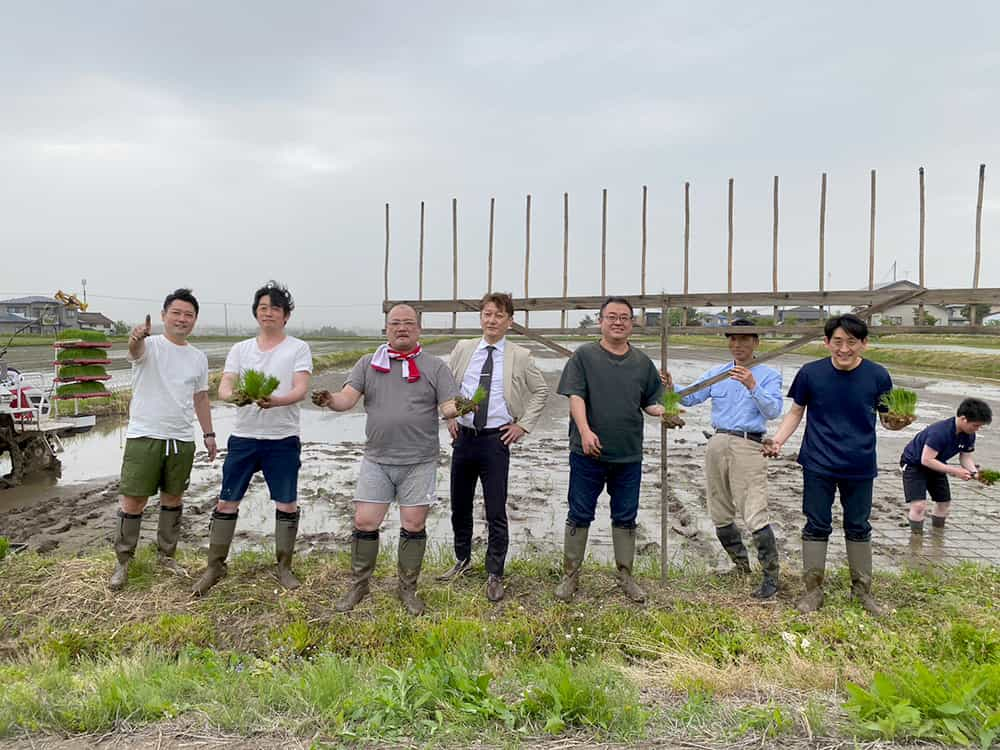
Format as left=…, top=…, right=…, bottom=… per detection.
left=566, top=451, right=642, bottom=529
left=449, top=428, right=510, bottom=576
left=801, top=468, right=873, bottom=542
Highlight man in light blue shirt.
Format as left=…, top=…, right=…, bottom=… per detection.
left=663, top=319, right=784, bottom=599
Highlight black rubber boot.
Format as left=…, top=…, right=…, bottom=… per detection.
left=716, top=523, right=752, bottom=574
left=275, top=509, right=301, bottom=590
left=846, top=539, right=888, bottom=617
left=750, top=524, right=780, bottom=600
left=192, top=511, right=238, bottom=596
left=909, top=518, right=925, bottom=535
left=930, top=515, right=946, bottom=529
left=397, top=528, right=427, bottom=616
left=554, top=523, right=589, bottom=602
left=795, top=539, right=828, bottom=613
left=336, top=528, right=379, bottom=612
left=156, top=504, right=186, bottom=575
left=109, top=510, right=143, bottom=591
left=611, top=524, right=646, bottom=603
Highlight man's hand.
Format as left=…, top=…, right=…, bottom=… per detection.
left=311, top=389, right=333, bottom=408
left=660, top=369, right=673, bottom=388
left=447, top=418, right=459, bottom=441
left=454, top=395, right=479, bottom=417
left=730, top=365, right=756, bottom=391
left=952, top=466, right=974, bottom=481
left=205, top=435, right=218, bottom=461
left=500, top=422, right=527, bottom=445
left=129, top=314, right=151, bottom=343
left=580, top=429, right=602, bottom=457
left=256, top=396, right=277, bottom=409
left=762, top=438, right=782, bottom=458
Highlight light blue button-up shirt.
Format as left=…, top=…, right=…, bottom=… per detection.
left=677, top=361, right=783, bottom=433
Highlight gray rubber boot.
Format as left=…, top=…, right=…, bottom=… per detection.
left=156, top=505, right=186, bottom=575
left=716, top=523, right=752, bottom=574
left=750, top=525, right=780, bottom=600
left=554, top=523, right=589, bottom=602
left=109, top=510, right=143, bottom=591
left=909, top=518, right=925, bottom=535
left=275, top=509, right=301, bottom=590
left=192, top=511, right=238, bottom=596
left=611, top=525, right=646, bottom=603
left=397, top=528, right=427, bottom=616
left=795, top=539, right=828, bottom=613
left=335, top=529, right=379, bottom=612
left=845, top=539, right=888, bottom=617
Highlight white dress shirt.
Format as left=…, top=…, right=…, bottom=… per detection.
left=458, top=337, right=513, bottom=429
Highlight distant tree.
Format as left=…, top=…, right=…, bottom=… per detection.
left=755, top=316, right=775, bottom=327
left=911, top=307, right=938, bottom=326
left=961, top=304, right=991, bottom=324
left=667, top=308, right=701, bottom=326
left=578, top=314, right=595, bottom=329
left=782, top=315, right=799, bottom=326
left=113, top=320, right=130, bottom=336
left=731, top=308, right=758, bottom=321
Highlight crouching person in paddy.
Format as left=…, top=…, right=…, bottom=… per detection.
left=901, top=397, right=992, bottom=534
left=192, top=281, right=312, bottom=596
left=313, top=304, right=462, bottom=616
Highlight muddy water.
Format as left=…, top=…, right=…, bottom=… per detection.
left=2, top=340, right=999, bottom=573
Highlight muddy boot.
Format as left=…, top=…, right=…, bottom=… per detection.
left=930, top=515, right=946, bottom=530
left=554, top=523, right=589, bottom=602
left=846, top=539, right=888, bottom=617
left=109, top=510, right=143, bottom=591
left=192, top=511, right=237, bottom=597
left=612, top=524, right=646, bottom=603
left=396, top=528, right=427, bottom=616
left=156, top=504, right=186, bottom=576
left=335, top=529, right=379, bottom=612
left=716, top=523, right=752, bottom=575
left=909, top=518, right=924, bottom=535
left=795, top=539, right=828, bottom=613
left=275, top=509, right=301, bottom=590
left=750, top=524, right=780, bottom=600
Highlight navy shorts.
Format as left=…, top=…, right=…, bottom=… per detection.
left=901, top=463, right=952, bottom=503
left=220, top=435, right=301, bottom=503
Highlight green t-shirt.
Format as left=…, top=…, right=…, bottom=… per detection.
left=557, top=342, right=663, bottom=463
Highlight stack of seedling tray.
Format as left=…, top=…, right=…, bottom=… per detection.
left=52, top=329, right=112, bottom=413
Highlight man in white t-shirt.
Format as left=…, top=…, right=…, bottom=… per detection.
left=110, top=288, right=216, bottom=591
left=192, top=281, right=312, bottom=596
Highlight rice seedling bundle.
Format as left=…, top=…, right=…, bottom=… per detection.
left=232, top=369, right=280, bottom=406
left=977, top=468, right=1000, bottom=486
left=55, top=382, right=108, bottom=398
left=661, top=390, right=685, bottom=429
left=56, top=328, right=110, bottom=343
left=455, top=386, right=487, bottom=416
left=879, top=387, right=918, bottom=430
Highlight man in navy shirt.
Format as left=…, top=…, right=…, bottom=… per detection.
left=663, top=319, right=784, bottom=599
left=900, top=398, right=992, bottom=533
left=765, top=314, right=895, bottom=616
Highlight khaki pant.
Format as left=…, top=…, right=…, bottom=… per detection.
left=704, top=433, right=769, bottom=531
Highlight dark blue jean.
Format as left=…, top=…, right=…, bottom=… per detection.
left=566, top=451, right=642, bottom=528
left=801, top=468, right=873, bottom=542
left=220, top=435, right=302, bottom=503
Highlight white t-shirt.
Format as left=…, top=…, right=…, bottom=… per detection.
left=126, top=335, right=209, bottom=442
left=224, top=336, right=313, bottom=439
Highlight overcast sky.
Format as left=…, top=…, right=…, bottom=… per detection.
left=1, top=1, right=997, bottom=331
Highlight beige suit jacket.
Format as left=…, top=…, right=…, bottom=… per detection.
left=448, top=338, right=549, bottom=433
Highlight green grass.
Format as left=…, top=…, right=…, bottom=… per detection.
left=0, top=548, right=997, bottom=745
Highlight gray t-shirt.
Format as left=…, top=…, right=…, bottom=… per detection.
left=557, top=342, right=663, bottom=463
left=347, top=352, right=459, bottom=464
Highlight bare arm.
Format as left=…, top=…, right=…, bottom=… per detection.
left=439, top=399, right=459, bottom=420
left=218, top=372, right=238, bottom=402
left=127, top=315, right=151, bottom=360
left=260, top=371, right=310, bottom=408
left=193, top=390, right=217, bottom=460
left=765, top=402, right=805, bottom=456
left=959, top=452, right=978, bottom=476
left=569, top=394, right=601, bottom=457
left=644, top=403, right=665, bottom=417
left=922, top=445, right=974, bottom=480
left=314, top=384, right=363, bottom=412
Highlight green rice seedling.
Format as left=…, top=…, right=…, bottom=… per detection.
left=662, top=390, right=685, bottom=429
left=56, top=328, right=109, bottom=343
left=56, top=348, right=108, bottom=362
left=55, top=382, right=108, bottom=398
left=56, top=365, right=108, bottom=380
left=977, top=468, right=1000, bottom=486
left=0, top=537, right=9, bottom=561
left=232, top=369, right=280, bottom=406
left=879, top=388, right=918, bottom=430
left=455, top=386, right=487, bottom=417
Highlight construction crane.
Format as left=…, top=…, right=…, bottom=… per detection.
left=54, top=290, right=88, bottom=311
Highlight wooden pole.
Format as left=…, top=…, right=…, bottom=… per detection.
left=487, top=197, right=495, bottom=293
left=384, top=203, right=390, bottom=328
left=819, top=172, right=827, bottom=319
left=524, top=194, right=531, bottom=328
left=641, top=185, right=648, bottom=322
left=452, top=197, right=458, bottom=331
left=659, top=294, right=670, bottom=581
left=601, top=188, right=608, bottom=297
left=918, top=167, right=926, bottom=324
left=682, top=182, right=690, bottom=326
left=727, top=178, right=734, bottom=319
left=869, top=169, right=877, bottom=291
left=973, top=163, right=985, bottom=325
left=418, top=201, right=425, bottom=301
left=561, top=192, right=569, bottom=330
left=772, top=176, right=779, bottom=324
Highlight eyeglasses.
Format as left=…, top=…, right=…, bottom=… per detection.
left=387, top=321, right=418, bottom=328
left=602, top=314, right=633, bottom=323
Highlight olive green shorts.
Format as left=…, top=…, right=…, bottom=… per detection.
left=119, top=437, right=196, bottom=498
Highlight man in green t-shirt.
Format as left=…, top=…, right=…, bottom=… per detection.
left=554, top=297, right=664, bottom=603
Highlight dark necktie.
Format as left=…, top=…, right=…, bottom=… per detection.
left=474, top=345, right=495, bottom=430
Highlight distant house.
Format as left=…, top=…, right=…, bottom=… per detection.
left=78, top=312, right=115, bottom=335
left=777, top=306, right=822, bottom=324
left=640, top=311, right=661, bottom=327
left=863, top=280, right=950, bottom=326
left=0, top=296, right=78, bottom=334
left=945, top=305, right=969, bottom=326
left=0, top=311, right=36, bottom=336
left=701, top=312, right=729, bottom=327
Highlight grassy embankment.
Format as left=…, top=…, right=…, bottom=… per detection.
left=0, top=544, right=997, bottom=747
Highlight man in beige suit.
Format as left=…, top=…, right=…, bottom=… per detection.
left=438, top=292, right=549, bottom=601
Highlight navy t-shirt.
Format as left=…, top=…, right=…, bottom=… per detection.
left=900, top=417, right=975, bottom=467
left=787, top=358, right=892, bottom=480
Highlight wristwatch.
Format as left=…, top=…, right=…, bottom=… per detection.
left=204, top=432, right=216, bottom=439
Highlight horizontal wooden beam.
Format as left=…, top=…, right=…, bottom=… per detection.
left=387, top=288, right=1000, bottom=313
left=420, top=325, right=1000, bottom=337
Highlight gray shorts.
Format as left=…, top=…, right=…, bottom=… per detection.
left=355, top=457, right=438, bottom=506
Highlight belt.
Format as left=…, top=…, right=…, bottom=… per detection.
left=715, top=428, right=765, bottom=443
left=459, top=425, right=504, bottom=436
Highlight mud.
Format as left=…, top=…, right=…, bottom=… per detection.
left=2, top=340, right=999, bottom=573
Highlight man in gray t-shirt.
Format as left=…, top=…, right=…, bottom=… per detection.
left=313, top=304, right=462, bottom=616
